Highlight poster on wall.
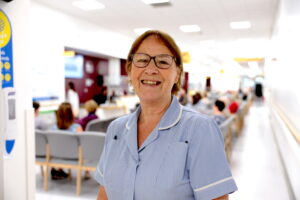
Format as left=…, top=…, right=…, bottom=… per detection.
left=0, top=9, right=16, bottom=159
left=0, top=8, right=14, bottom=89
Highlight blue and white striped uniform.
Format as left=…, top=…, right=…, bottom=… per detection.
left=94, top=96, right=237, bottom=200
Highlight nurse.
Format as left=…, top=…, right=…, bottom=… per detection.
left=95, top=30, right=237, bottom=200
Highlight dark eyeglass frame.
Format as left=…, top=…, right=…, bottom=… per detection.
left=130, top=53, right=176, bottom=69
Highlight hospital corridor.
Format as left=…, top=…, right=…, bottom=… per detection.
left=1, top=0, right=300, bottom=199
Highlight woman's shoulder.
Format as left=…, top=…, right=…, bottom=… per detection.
left=69, top=123, right=82, bottom=132
left=179, top=106, right=222, bottom=141
left=182, top=106, right=212, bottom=122
left=107, top=114, right=131, bottom=130
left=180, top=106, right=217, bottom=131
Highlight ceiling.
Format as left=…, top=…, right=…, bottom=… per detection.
left=33, top=0, right=279, bottom=50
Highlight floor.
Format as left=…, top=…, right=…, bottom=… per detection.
left=35, top=100, right=291, bottom=200
left=230, top=100, right=290, bottom=200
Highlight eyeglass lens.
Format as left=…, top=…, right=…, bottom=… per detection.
left=132, top=53, right=174, bottom=69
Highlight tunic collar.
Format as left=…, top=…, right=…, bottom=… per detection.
left=124, top=96, right=183, bottom=160
left=125, top=95, right=183, bottom=131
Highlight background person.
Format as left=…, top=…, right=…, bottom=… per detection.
left=67, top=81, right=80, bottom=117
left=51, top=102, right=83, bottom=179
left=33, top=101, right=49, bottom=130
left=52, top=102, right=83, bottom=132
left=93, top=86, right=108, bottom=105
left=212, top=99, right=227, bottom=125
left=95, top=30, right=237, bottom=200
left=76, top=99, right=98, bottom=130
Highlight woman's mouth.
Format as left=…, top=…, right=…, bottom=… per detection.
left=141, top=80, right=161, bottom=86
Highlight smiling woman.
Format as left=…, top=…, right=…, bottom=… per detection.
left=95, top=30, right=237, bottom=200
left=127, top=35, right=180, bottom=105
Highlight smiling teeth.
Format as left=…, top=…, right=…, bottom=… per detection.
left=143, top=80, right=157, bottom=85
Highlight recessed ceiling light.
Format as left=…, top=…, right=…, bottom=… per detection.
left=133, top=27, right=152, bottom=35
left=179, top=25, right=201, bottom=33
left=72, top=0, right=105, bottom=11
left=199, top=40, right=216, bottom=47
left=230, top=21, right=251, bottom=29
left=141, top=0, right=170, bottom=4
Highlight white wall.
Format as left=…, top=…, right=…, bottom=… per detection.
left=30, top=1, right=134, bottom=102
left=265, top=0, right=300, bottom=136
left=265, top=0, right=300, bottom=198
left=0, top=0, right=35, bottom=200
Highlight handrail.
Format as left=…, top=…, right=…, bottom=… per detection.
left=271, top=102, right=300, bottom=144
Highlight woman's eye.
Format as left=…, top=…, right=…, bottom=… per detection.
left=158, top=60, right=169, bottom=65
left=137, top=59, right=148, bottom=63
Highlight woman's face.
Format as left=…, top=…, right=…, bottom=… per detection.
left=128, top=35, right=180, bottom=104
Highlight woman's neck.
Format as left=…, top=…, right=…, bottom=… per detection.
left=139, top=96, right=172, bottom=124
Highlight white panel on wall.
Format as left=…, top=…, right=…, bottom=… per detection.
left=108, top=58, right=121, bottom=86
left=30, top=2, right=134, bottom=105
left=266, top=0, right=300, bottom=136
left=1, top=0, right=35, bottom=200
left=265, top=0, right=300, bottom=199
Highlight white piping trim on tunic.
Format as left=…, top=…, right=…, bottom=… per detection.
left=97, top=167, right=104, bottom=177
left=159, top=105, right=183, bottom=130
left=194, top=177, right=233, bottom=192
left=125, top=121, right=130, bottom=130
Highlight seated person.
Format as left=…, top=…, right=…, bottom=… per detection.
left=178, top=88, right=188, bottom=105
left=229, top=101, right=239, bottom=114
left=52, top=102, right=83, bottom=132
left=33, top=101, right=49, bottom=130
left=76, top=100, right=98, bottom=130
left=93, top=86, right=108, bottom=105
left=212, top=99, right=227, bottom=125
left=187, top=92, right=209, bottom=114
left=51, top=102, right=83, bottom=179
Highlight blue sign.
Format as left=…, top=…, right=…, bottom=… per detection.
left=64, top=55, right=84, bottom=79
left=0, top=9, right=14, bottom=88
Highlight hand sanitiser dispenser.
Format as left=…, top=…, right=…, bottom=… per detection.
left=0, top=87, right=17, bottom=157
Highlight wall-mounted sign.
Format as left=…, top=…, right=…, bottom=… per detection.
left=0, top=9, right=14, bottom=88
left=64, top=55, right=84, bottom=79
left=181, top=52, right=191, bottom=64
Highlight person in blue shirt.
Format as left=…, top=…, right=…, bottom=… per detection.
left=212, top=99, right=227, bottom=126
left=51, top=102, right=82, bottom=132
left=95, top=30, right=237, bottom=200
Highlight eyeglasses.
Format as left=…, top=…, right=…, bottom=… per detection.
left=131, top=53, right=176, bottom=69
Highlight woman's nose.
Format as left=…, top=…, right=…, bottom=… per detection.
left=145, top=59, right=158, bottom=74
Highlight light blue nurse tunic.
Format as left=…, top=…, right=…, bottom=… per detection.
left=94, top=96, right=237, bottom=200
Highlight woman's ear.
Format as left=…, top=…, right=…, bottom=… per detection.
left=175, top=67, right=181, bottom=83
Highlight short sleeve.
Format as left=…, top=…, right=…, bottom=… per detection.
left=94, top=143, right=106, bottom=185
left=94, top=122, right=114, bottom=186
left=188, top=118, right=237, bottom=200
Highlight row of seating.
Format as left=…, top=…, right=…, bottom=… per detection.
left=35, top=130, right=105, bottom=195
left=85, top=117, right=116, bottom=132
left=35, top=100, right=251, bottom=195
left=220, top=99, right=252, bottom=162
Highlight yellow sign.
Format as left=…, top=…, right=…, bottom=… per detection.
left=5, top=73, right=11, bottom=81
left=4, top=62, right=10, bottom=69
left=63, top=50, right=75, bottom=57
left=234, top=57, right=264, bottom=62
left=182, top=52, right=191, bottom=64
left=0, top=11, right=11, bottom=48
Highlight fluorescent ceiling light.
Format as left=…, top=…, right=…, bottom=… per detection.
left=199, top=40, right=216, bottom=47
left=141, top=0, right=170, bottom=4
left=133, top=27, right=152, bottom=35
left=230, top=21, right=251, bottom=29
left=179, top=25, right=201, bottom=33
left=72, top=0, right=105, bottom=11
